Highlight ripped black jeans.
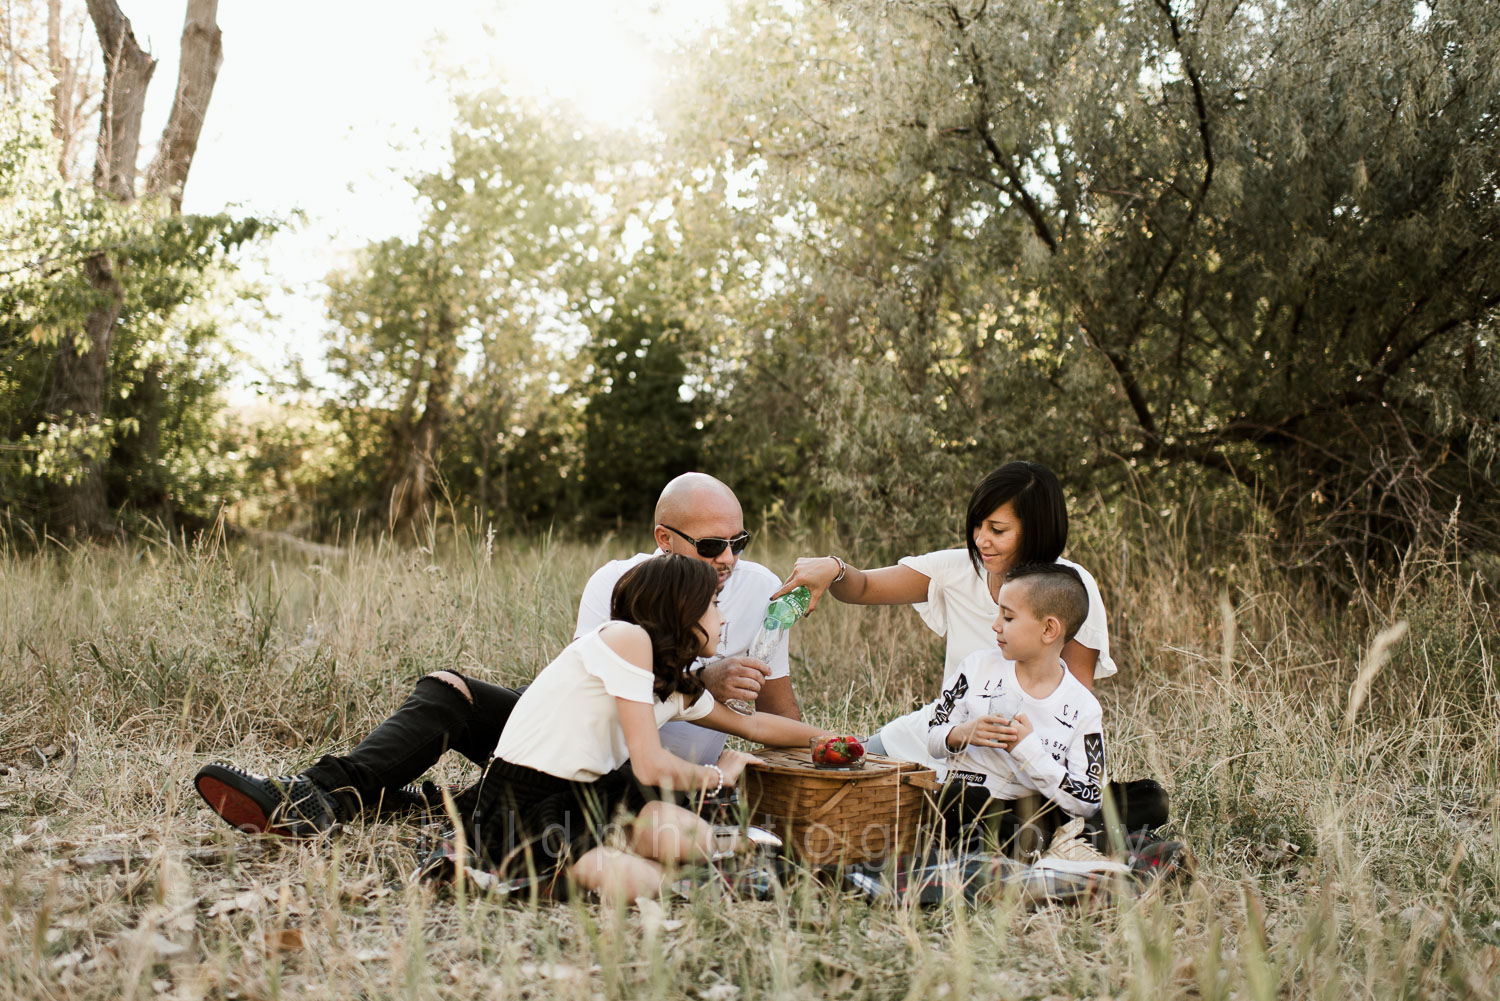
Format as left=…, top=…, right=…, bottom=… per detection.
left=303, top=673, right=521, bottom=819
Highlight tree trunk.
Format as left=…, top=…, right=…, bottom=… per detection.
left=386, top=313, right=457, bottom=534
left=476, top=383, right=507, bottom=522
left=498, top=453, right=509, bottom=522
left=145, top=0, right=222, bottom=211
left=47, top=0, right=74, bottom=175
left=46, top=1, right=154, bottom=536
left=85, top=0, right=154, bottom=201
left=477, top=413, right=491, bottom=520
left=49, top=0, right=223, bottom=537
left=47, top=255, right=125, bottom=535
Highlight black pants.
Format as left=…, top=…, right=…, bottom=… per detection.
left=463, top=758, right=656, bottom=874
left=936, top=779, right=1170, bottom=857
left=303, top=673, right=522, bottom=819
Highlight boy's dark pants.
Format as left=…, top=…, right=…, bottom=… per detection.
left=303, top=673, right=521, bottom=818
left=936, top=779, right=1170, bottom=857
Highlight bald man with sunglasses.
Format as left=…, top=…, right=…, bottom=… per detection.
left=574, top=473, right=801, bottom=764
left=192, top=472, right=802, bottom=839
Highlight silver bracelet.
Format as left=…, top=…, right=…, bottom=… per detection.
left=704, top=763, right=724, bottom=796
left=827, top=555, right=847, bottom=584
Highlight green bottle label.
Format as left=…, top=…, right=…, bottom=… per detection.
left=763, top=586, right=811, bottom=629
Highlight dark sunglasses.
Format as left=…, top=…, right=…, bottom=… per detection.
left=661, top=524, right=751, bottom=559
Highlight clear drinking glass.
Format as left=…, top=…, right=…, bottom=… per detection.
left=987, top=692, right=1022, bottom=722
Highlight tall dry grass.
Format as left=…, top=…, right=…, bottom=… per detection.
left=0, top=511, right=1496, bottom=1000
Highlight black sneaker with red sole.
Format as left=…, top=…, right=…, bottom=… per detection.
left=194, top=762, right=341, bottom=838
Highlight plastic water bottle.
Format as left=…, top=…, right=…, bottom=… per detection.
left=725, top=586, right=812, bottom=714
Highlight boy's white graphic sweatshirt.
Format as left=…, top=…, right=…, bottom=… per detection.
left=926, top=649, right=1106, bottom=818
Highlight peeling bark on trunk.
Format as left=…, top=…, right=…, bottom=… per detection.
left=86, top=0, right=154, bottom=202
left=145, top=0, right=221, bottom=211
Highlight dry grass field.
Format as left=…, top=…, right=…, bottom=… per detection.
left=0, top=512, right=1496, bottom=1000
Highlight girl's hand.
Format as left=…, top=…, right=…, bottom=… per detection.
left=714, top=748, right=766, bottom=786
left=947, top=714, right=1010, bottom=751
left=769, top=556, right=844, bottom=611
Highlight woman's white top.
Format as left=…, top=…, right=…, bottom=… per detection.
left=875, top=549, right=1115, bottom=769
left=495, top=624, right=715, bottom=782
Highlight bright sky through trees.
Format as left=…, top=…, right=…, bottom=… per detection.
left=121, top=0, right=723, bottom=396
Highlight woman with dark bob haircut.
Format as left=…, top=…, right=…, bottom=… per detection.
left=772, top=461, right=1116, bottom=769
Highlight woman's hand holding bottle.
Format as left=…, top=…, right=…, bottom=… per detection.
left=770, top=556, right=844, bottom=611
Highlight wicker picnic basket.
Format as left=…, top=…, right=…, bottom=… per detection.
left=744, top=747, right=938, bottom=865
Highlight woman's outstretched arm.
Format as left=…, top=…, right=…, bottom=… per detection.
left=770, top=558, right=931, bottom=612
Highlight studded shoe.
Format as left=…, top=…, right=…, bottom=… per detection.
left=194, top=762, right=342, bottom=838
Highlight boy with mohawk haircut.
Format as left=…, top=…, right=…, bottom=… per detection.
left=927, top=562, right=1109, bottom=856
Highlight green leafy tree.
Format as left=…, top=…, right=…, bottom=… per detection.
left=581, top=308, right=703, bottom=523
left=681, top=0, right=1500, bottom=567
left=323, top=91, right=599, bottom=533
left=1, top=80, right=259, bottom=533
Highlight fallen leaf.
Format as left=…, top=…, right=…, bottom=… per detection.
left=207, top=888, right=273, bottom=918
left=352, top=948, right=387, bottom=962
left=265, top=928, right=304, bottom=952
left=339, top=874, right=391, bottom=901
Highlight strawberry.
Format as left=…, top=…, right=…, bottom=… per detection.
left=812, top=736, right=866, bottom=767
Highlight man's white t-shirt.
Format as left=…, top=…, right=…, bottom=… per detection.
left=574, top=551, right=786, bottom=764
left=925, top=649, right=1106, bottom=817
left=875, top=549, right=1114, bottom=769
left=496, top=624, right=715, bottom=782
